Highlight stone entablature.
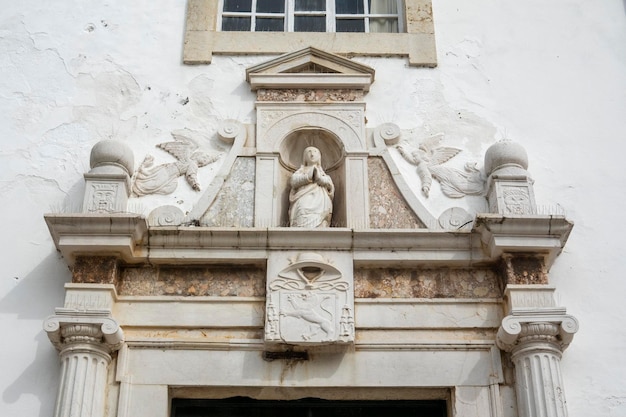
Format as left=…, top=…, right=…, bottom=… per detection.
left=42, top=48, right=578, bottom=417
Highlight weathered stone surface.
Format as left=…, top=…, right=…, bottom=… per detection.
left=368, top=157, right=425, bottom=229
left=118, top=265, right=265, bottom=296
left=200, top=157, right=255, bottom=227
left=71, top=256, right=119, bottom=285
left=257, top=89, right=364, bottom=102
left=501, top=254, right=548, bottom=285
left=354, top=268, right=500, bottom=298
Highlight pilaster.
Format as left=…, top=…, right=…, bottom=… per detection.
left=44, top=309, right=124, bottom=417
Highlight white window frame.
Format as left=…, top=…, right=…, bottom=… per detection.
left=184, top=0, right=435, bottom=67
left=218, top=0, right=405, bottom=33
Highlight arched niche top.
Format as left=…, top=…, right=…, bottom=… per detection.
left=279, top=128, right=344, bottom=172
left=257, top=111, right=365, bottom=154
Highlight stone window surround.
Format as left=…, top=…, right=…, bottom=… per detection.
left=183, top=0, right=437, bottom=67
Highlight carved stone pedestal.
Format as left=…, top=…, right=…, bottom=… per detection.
left=44, top=310, right=123, bottom=417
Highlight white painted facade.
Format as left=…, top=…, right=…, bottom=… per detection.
left=1, top=1, right=626, bottom=416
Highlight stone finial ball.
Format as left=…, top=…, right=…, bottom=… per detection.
left=484, top=139, right=528, bottom=175
left=90, top=140, right=134, bottom=174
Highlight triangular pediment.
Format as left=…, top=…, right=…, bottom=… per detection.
left=246, top=47, right=375, bottom=91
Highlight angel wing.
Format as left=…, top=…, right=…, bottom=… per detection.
left=157, top=128, right=211, bottom=161
left=427, top=147, right=462, bottom=166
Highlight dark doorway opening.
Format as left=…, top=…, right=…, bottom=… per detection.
left=172, top=397, right=447, bottom=417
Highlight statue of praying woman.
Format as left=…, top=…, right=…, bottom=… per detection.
left=288, top=146, right=334, bottom=228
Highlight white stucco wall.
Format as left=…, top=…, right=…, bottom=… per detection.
left=1, top=1, right=625, bottom=416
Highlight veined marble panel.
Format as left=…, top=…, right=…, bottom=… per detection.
left=355, top=267, right=500, bottom=298
left=118, top=265, right=265, bottom=297
left=368, top=157, right=426, bottom=229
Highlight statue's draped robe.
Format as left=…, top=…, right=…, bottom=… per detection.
left=289, top=166, right=333, bottom=227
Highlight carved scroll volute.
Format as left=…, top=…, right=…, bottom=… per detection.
left=265, top=251, right=354, bottom=346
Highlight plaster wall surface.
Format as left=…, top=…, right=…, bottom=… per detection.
left=1, top=1, right=626, bottom=416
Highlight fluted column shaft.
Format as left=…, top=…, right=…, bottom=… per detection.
left=510, top=323, right=568, bottom=417
left=45, top=311, right=123, bottom=417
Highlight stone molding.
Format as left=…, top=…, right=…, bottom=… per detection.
left=474, top=214, right=574, bottom=268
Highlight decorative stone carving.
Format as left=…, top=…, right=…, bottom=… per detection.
left=289, top=147, right=335, bottom=228
left=373, top=122, right=401, bottom=146
left=83, top=140, right=134, bottom=213
left=438, top=207, right=474, bottom=230
left=257, top=89, right=364, bottom=102
left=497, top=315, right=579, bottom=417
left=496, top=284, right=579, bottom=417
left=44, top=309, right=123, bottom=417
left=132, top=129, right=221, bottom=196
left=396, top=134, right=484, bottom=198
left=147, top=205, right=185, bottom=226
left=265, top=252, right=354, bottom=345
left=485, top=139, right=537, bottom=215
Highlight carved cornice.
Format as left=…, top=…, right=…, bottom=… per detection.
left=44, top=213, right=147, bottom=266
left=474, top=214, right=574, bottom=268
left=44, top=309, right=124, bottom=353
left=45, top=216, right=574, bottom=268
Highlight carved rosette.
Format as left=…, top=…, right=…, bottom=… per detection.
left=44, top=310, right=123, bottom=417
left=265, top=252, right=354, bottom=345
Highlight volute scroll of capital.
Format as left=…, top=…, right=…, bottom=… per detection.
left=265, top=252, right=354, bottom=346
left=44, top=312, right=124, bottom=351
left=496, top=314, right=579, bottom=352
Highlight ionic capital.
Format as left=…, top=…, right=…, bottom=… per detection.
left=43, top=309, right=124, bottom=353
left=496, top=313, right=579, bottom=353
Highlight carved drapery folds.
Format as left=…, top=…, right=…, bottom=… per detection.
left=44, top=310, right=123, bottom=417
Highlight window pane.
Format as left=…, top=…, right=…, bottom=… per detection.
left=336, top=0, right=364, bottom=14
left=256, top=18, right=285, bottom=31
left=294, top=16, right=326, bottom=31
left=223, top=0, right=252, bottom=12
left=336, top=19, right=365, bottom=32
left=369, top=0, right=398, bottom=14
left=369, top=17, right=398, bottom=32
left=295, top=0, right=326, bottom=11
left=257, top=0, right=285, bottom=13
left=222, top=17, right=252, bottom=31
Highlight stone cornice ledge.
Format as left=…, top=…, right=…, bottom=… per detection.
left=44, top=213, right=148, bottom=265
left=473, top=214, right=573, bottom=268
left=45, top=213, right=572, bottom=267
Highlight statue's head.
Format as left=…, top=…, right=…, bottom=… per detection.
left=303, top=146, right=321, bottom=166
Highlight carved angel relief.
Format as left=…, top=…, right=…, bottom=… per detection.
left=132, top=129, right=221, bottom=196
left=265, top=252, right=354, bottom=345
left=396, top=134, right=485, bottom=198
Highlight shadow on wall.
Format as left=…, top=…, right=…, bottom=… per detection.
left=0, top=252, right=71, bottom=417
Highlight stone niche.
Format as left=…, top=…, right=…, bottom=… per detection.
left=249, top=47, right=373, bottom=229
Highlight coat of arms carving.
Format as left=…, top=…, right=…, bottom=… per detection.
left=265, top=252, right=354, bottom=345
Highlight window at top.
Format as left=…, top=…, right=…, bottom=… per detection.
left=220, top=0, right=403, bottom=33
